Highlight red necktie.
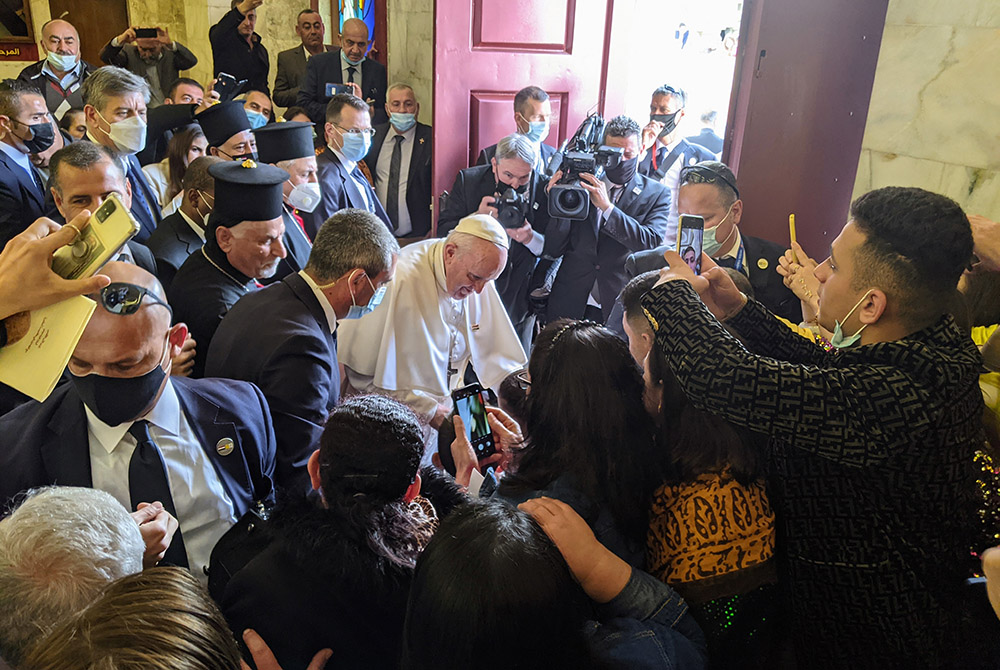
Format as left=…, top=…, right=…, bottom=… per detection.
left=292, top=210, right=311, bottom=243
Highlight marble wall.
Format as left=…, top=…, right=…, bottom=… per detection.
left=853, top=0, right=1000, bottom=219
left=387, top=0, right=433, bottom=119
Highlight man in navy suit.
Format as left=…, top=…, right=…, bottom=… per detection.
left=81, top=66, right=163, bottom=244
left=0, top=80, right=58, bottom=249
left=543, top=115, right=671, bottom=323
left=0, top=262, right=276, bottom=580
left=206, top=209, right=398, bottom=491
left=303, top=93, right=393, bottom=238
left=476, top=85, right=557, bottom=176
left=297, top=18, right=387, bottom=126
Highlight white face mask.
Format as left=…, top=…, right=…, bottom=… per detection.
left=96, top=110, right=147, bottom=155
left=287, top=181, right=321, bottom=213
left=46, top=51, right=77, bottom=71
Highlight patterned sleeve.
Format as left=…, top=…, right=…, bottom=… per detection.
left=724, top=297, right=831, bottom=366
left=641, top=281, right=937, bottom=467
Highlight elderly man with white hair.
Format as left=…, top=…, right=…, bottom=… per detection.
left=0, top=486, right=150, bottom=667
left=338, top=214, right=527, bottom=433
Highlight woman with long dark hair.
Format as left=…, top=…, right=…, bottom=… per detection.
left=495, top=319, right=661, bottom=567
left=142, top=124, right=207, bottom=215
left=219, top=394, right=462, bottom=669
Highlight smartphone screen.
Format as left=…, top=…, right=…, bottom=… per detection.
left=451, top=385, right=496, bottom=461
left=677, top=214, right=705, bottom=274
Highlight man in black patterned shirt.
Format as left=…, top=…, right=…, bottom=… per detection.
left=641, top=186, right=989, bottom=668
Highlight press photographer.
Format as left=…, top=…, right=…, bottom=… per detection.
left=438, top=133, right=551, bottom=349
left=542, top=115, right=671, bottom=323
left=547, top=113, right=625, bottom=220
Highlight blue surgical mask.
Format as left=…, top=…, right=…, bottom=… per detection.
left=341, top=49, right=366, bottom=67
left=344, top=272, right=386, bottom=320
left=829, top=291, right=872, bottom=349
left=246, top=110, right=268, bottom=130
left=522, top=119, right=549, bottom=144
left=390, top=112, right=416, bottom=133
left=337, top=131, right=371, bottom=162
left=702, top=203, right=737, bottom=257
left=46, top=50, right=77, bottom=72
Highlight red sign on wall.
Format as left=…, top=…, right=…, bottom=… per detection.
left=0, top=43, right=38, bottom=61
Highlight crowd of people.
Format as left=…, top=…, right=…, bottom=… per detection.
left=0, top=2, right=999, bottom=669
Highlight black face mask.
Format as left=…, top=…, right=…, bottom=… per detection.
left=650, top=109, right=682, bottom=139
left=496, top=177, right=528, bottom=195
left=13, top=119, right=55, bottom=154
left=604, top=156, right=638, bottom=185
left=71, top=338, right=169, bottom=426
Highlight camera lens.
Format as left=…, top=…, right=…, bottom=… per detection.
left=557, top=189, right=583, bottom=210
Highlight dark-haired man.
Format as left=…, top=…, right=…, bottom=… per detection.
left=273, top=9, right=334, bottom=109
left=642, top=186, right=990, bottom=666
left=210, top=0, right=270, bottom=95
left=543, top=115, right=670, bottom=323
left=476, top=85, right=556, bottom=174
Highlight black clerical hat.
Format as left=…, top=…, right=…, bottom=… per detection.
left=253, top=121, right=315, bottom=163
left=208, top=159, right=289, bottom=223
left=196, top=101, right=251, bottom=148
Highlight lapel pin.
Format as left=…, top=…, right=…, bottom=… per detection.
left=757, top=258, right=769, bottom=270
left=216, top=437, right=235, bottom=456
left=632, top=185, right=642, bottom=195
left=419, top=138, right=425, bottom=144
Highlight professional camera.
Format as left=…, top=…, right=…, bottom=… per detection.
left=494, top=187, right=530, bottom=228
left=548, top=114, right=624, bottom=220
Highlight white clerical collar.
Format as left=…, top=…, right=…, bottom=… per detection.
left=330, top=146, right=356, bottom=173
left=84, top=378, right=180, bottom=455
left=298, top=270, right=339, bottom=333
left=178, top=208, right=207, bottom=242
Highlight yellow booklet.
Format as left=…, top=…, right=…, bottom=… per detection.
left=0, top=296, right=96, bottom=401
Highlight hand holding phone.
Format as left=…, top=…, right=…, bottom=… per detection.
left=51, top=194, right=139, bottom=280
left=134, top=27, right=157, bottom=39
left=676, top=214, right=705, bottom=274
left=214, top=72, right=249, bottom=103
left=451, top=383, right=497, bottom=463
left=325, top=83, right=353, bottom=98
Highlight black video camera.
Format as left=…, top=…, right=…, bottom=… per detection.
left=548, top=114, right=624, bottom=220
left=495, top=187, right=530, bottom=228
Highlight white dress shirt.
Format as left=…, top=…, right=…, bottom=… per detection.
left=86, top=379, right=238, bottom=583
left=341, top=60, right=361, bottom=87
left=0, top=139, right=33, bottom=181
left=299, top=270, right=339, bottom=333
left=178, top=207, right=207, bottom=242
left=374, top=124, right=415, bottom=236
left=331, top=146, right=373, bottom=212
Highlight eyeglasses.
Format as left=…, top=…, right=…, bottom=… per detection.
left=515, top=371, right=531, bottom=390
left=93, top=282, right=172, bottom=316
left=334, top=123, right=375, bottom=137
left=679, top=164, right=740, bottom=199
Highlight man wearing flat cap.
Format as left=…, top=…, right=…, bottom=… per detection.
left=168, top=159, right=288, bottom=377
left=195, top=100, right=257, bottom=162
left=338, top=214, right=526, bottom=435
left=252, top=120, right=315, bottom=282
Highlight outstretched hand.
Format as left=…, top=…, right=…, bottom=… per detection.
left=653, top=249, right=747, bottom=321
left=450, top=415, right=503, bottom=488
left=240, top=629, right=332, bottom=670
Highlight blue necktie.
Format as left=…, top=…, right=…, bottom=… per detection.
left=128, top=420, right=189, bottom=568
left=125, top=162, right=156, bottom=234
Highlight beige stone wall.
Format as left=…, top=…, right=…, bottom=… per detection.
left=853, top=0, right=1000, bottom=219
left=387, top=0, right=433, bottom=120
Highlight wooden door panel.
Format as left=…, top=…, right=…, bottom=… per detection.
left=473, top=0, right=575, bottom=51
left=468, top=91, right=565, bottom=166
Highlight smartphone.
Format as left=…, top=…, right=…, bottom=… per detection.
left=51, top=194, right=140, bottom=280
left=134, top=28, right=157, bottom=39
left=451, top=383, right=497, bottom=463
left=214, top=72, right=249, bottom=103
left=676, top=214, right=705, bottom=274
left=325, top=83, right=353, bottom=98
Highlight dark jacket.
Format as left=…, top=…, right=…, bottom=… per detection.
left=302, top=147, right=392, bottom=238
left=297, top=49, right=387, bottom=125
left=625, top=233, right=801, bottom=323
left=273, top=44, right=334, bottom=108
left=220, top=468, right=466, bottom=669
left=146, top=209, right=203, bottom=288
left=0, top=147, right=51, bottom=249
left=685, top=128, right=723, bottom=155
left=477, top=141, right=557, bottom=175
left=98, top=40, right=198, bottom=101
left=365, top=121, right=433, bottom=238
left=0, top=376, right=276, bottom=519
left=263, top=208, right=312, bottom=284
left=438, top=164, right=550, bottom=332
left=544, top=173, right=670, bottom=322
left=122, top=151, right=162, bottom=243
left=641, top=280, right=990, bottom=667
left=210, top=7, right=270, bottom=95
left=638, top=138, right=716, bottom=181
left=15, top=60, right=96, bottom=114
left=205, top=273, right=337, bottom=494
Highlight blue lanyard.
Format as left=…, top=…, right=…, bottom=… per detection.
left=734, top=240, right=745, bottom=274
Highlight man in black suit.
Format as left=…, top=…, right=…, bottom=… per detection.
left=273, top=9, right=334, bottom=109
left=685, top=109, right=723, bottom=155
left=0, top=261, right=276, bottom=579
left=146, top=155, right=223, bottom=287
left=0, top=80, right=58, bottom=249
left=476, top=85, right=556, bottom=175
left=206, top=209, right=398, bottom=491
left=544, top=115, right=671, bottom=323
left=366, top=83, right=432, bottom=240
left=440, top=133, right=550, bottom=349
left=625, top=161, right=800, bottom=323
left=303, top=93, right=392, bottom=238
left=16, top=19, right=96, bottom=117
left=297, top=18, right=387, bottom=126
left=638, top=85, right=715, bottom=248
left=252, top=121, right=315, bottom=282
left=99, top=26, right=198, bottom=108
left=210, top=0, right=270, bottom=95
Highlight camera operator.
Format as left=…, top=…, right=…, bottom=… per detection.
left=438, top=133, right=550, bottom=350
left=543, top=115, right=670, bottom=323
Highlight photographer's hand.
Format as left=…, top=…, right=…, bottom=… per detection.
left=508, top=220, right=533, bottom=245
left=546, top=170, right=563, bottom=194
left=579, top=173, right=612, bottom=213
left=475, top=194, right=499, bottom=218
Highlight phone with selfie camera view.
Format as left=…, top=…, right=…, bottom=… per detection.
left=676, top=214, right=705, bottom=275
left=451, top=383, right=496, bottom=464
